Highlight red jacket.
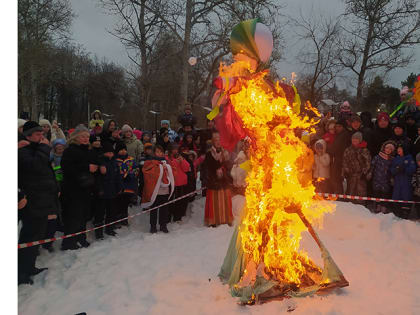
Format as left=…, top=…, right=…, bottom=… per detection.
left=166, top=156, right=190, bottom=186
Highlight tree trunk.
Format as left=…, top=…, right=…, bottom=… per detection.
left=179, top=0, right=194, bottom=112
left=30, top=64, right=39, bottom=121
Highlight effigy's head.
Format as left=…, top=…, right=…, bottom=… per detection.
left=230, top=18, right=273, bottom=68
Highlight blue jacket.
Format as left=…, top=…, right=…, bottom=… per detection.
left=371, top=155, right=393, bottom=193
left=391, top=154, right=416, bottom=200
left=101, top=157, right=123, bottom=199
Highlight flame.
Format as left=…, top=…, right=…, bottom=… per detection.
left=220, top=61, right=334, bottom=287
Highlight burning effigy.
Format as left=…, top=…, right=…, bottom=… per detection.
left=211, top=19, right=349, bottom=304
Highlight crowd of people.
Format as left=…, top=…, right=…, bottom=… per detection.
left=17, top=92, right=420, bottom=285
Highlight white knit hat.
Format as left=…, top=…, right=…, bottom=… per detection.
left=121, top=124, right=133, bottom=133
left=39, top=119, right=52, bottom=128
left=18, top=118, right=27, bottom=129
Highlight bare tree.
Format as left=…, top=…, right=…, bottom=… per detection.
left=291, top=11, right=342, bottom=105
left=18, top=0, right=74, bottom=120
left=337, top=0, right=420, bottom=104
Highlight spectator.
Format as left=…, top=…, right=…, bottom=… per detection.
left=18, top=118, right=27, bottom=141
left=313, top=139, right=331, bottom=193
left=337, top=101, right=352, bottom=122
left=391, top=144, right=416, bottom=218
left=405, top=114, right=417, bottom=141
left=94, top=142, right=122, bottom=239
left=391, top=121, right=412, bottom=155
left=160, top=120, right=178, bottom=142
left=141, top=145, right=175, bottom=234
left=413, top=123, right=420, bottom=157
left=61, top=124, right=96, bottom=250
left=348, top=114, right=363, bottom=136
left=157, top=129, right=171, bottom=153
left=200, top=119, right=217, bottom=153
left=180, top=132, right=197, bottom=152
left=322, top=120, right=336, bottom=148
left=101, top=119, right=118, bottom=147
left=412, top=153, right=420, bottom=210
left=204, top=132, right=234, bottom=227
left=138, top=143, right=154, bottom=198
left=121, top=124, right=143, bottom=164
left=342, top=132, right=371, bottom=201
left=50, top=138, right=66, bottom=169
left=91, top=124, right=103, bottom=137
left=39, top=119, right=66, bottom=143
left=360, top=111, right=374, bottom=150
left=115, top=142, right=139, bottom=227
left=329, top=119, right=350, bottom=194
left=180, top=145, right=196, bottom=201
left=370, top=112, right=393, bottom=156
left=371, top=140, right=396, bottom=213
left=89, top=110, right=104, bottom=129
left=166, top=143, right=190, bottom=222
left=18, top=121, right=59, bottom=284
left=178, top=122, right=194, bottom=141
left=141, top=131, right=152, bottom=145
left=194, top=134, right=201, bottom=151
left=178, top=104, right=197, bottom=127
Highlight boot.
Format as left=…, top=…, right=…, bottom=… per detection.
left=61, top=240, right=81, bottom=251
left=18, top=273, right=33, bottom=285
left=105, top=227, right=117, bottom=236
left=150, top=225, right=157, bottom=234
left=160, top=225, right=169, bottom=233
left=95, top=227, right=104, bottom=240
left=120, top=219, right=129, bottom=227
left=30, top=267, right=48, bottom=276
left=79, top=239, right=90, bottom=248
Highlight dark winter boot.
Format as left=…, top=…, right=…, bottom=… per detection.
left=105, top=227, right=117, bottom=236
left=120, top=219, right=129, bottom=227
left=160, top=225, right=169, bottom=233
left=61, top=239, right=81, bottom=251
left=79, top=239, right=90, bottom=248
left=42, top=242, right=54, bottom=253
left=95, top=227, right=104, bottom=240
left=18, top=273, right=33, bottom=285
left=30, top=267, right=48, bottom=276
left=150, top=225, right=157, bottom=234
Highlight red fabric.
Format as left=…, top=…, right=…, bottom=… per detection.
left=214, top=101, right=247, bottom=152
left=353, top=141, right=368, bottom=148
left=166, top=156, right=190, bottom=186
left=323, top=132, right=335, bottom=145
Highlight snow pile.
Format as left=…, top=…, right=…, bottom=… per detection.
left=18, top=198, right=420, bottom=314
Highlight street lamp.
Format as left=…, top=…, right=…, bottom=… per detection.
left=149, top=110, right=160, bottom=131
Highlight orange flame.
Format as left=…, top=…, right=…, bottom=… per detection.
left=220, top=61, right=334, bottom=286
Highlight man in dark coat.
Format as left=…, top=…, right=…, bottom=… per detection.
left=370, top=112, right=393, bottom=157
left=18, top=121, right=59, bottom=285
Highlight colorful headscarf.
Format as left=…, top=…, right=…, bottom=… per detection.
left=230, top=18, right=273, bottom=64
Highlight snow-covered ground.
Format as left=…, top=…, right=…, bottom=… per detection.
left=18, top=197, right=420, bottom=315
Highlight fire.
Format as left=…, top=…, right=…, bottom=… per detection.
left=220, top=61, right=335, bottom=287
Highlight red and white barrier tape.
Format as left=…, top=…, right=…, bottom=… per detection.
left=317, top=192, right=420, bottom=204
left=18, top=188, right=419, bottom=249
left=18, top=188, right=205, bottom=249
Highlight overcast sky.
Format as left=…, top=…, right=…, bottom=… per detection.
left=70, top=0, right=420, bottom=91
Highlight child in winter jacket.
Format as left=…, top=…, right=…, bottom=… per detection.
left=141, top=145, right=175, bottom=233
left=115, top=142, right=139, bottom=226
left=342, top=132, right=372, bottom=200
left=313, top=139, right=331, bottom=193
left=94, top=142, right=123, bottom=239
left=370, top=140, right=396, bottom=213
left=391, top=145, right=416, bottom=219
left=166, top=143, right=191, bottom=222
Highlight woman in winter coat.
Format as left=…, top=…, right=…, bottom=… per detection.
left=121, top=124, right=143, bottom=163
left=39, top=119, right=66, bottom=144
left=342, top=132, right=372, bottom=200
left=61, top=125, right=97, bottom=250
left=370, top=140, right=396, bottom=213
left=313, top=139, right=331, bottom=193
left=166, top=143, right=191, bottom=222
left=157, top=130, right=171, bottom=153
left=89, top=110, right=104, bottom=129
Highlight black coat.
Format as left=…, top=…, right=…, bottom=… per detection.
left=61, top=143, right=94, bottom=200
left=370, top=124, right=393, bottom=157
left=18, top=142, right=59, bottom=217
left=204, top=151, right=231, bottom=190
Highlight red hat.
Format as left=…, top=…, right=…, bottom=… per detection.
left=377, top=112, right=390, bottom=122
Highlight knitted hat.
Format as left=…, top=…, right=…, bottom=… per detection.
left=336, top=118, right=347, bottom=126
left=102, top=142, right=114, bottom=154
left=23, top=121, right=43, bottom=137
left=352, top=132, right=363, bottom=141
left=393, top=121, right=405, bottom=131
left=121, top=124, right=133, bottom=133
left=89, top=134, right=101, bottom=144
left=115, top=142, right=127, bottom=154
left=39, top=119, right=52, bottom=128
left=340, top=101, right=351, bottom=113
left=416, top=153, right=420, bottom=162
left=350, top=114, right=362, bottom=123
left=52, top=138, right=66, bottom=148
left=18, top=118, right=27, bottom=129
left=144, top=142, right=153, bottom=150
left=70, top=124, right=89, bottom=140
left=160, top=120, right=170, bottom=127
left=377, top=112, right=390, bottom=122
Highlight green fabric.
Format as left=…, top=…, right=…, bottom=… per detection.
left=53, top=165, right=63, bottom=182
left=230, top=19, right=260, bottom=62
left=218, top=221, right=347, bottom=302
